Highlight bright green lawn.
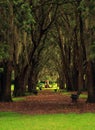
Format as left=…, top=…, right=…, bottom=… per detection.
left=0, top=112, right=95, bottom=130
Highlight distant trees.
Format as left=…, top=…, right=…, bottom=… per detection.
left=54, top=0, right=95, bottom=102
left=27, top=0, right=58, bottom=92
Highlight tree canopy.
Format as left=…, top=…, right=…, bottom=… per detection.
left=0, top=0, right=95, bottom=103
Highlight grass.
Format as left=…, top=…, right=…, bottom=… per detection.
left=80, top=94, right=87, bottom=99
left=0, top=112, right=95, bottom=130
left=13, top=97, right=25, bottom=102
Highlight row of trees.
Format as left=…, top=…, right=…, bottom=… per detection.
left=55, top=0, right=95, bottom=102
left=0, top=0, right=95, bottom=103
left=0, top=0, right=60, bottom=101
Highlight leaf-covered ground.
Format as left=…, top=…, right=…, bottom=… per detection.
left=0, top=90, right=95, bottom=115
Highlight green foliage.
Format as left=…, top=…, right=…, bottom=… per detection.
left=0, top=0, right=35, bottom=33
left=82, top=0, right=95, bottom=18
left=0, top=43, right=9, bottom=61
left=78, top=0, right=86, bottom=11
left=13, top=0, right=35, bottom=32
left=0, top=68, right=4, bottom=72
left=0, top=1, right=10, bottom=38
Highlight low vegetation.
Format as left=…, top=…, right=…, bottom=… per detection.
left=0, top=112, right=95, bottom=130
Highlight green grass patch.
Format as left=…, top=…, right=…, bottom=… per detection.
left=12, top=97, right=25, bottom=102
left=62, top=91, right=71, bottom=95
left=80, top=94, right=87, bottom=99
left=0, top=112, right=95, bottom=130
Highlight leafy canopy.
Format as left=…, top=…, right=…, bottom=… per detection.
left=13, top=0, right=35, bottom=32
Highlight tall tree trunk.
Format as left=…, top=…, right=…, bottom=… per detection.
left=77, top=9, right=87, bottom=93
left=28, top=67, right=38, bottom=92
left=86, top=61, right=95, bottom=103
left=72, top=68, right=78, bottom=91
left=0, top=62, right=12, bottom=102
left=14, top=66, right=28, bottom=97
left=14, top=75, right=25, bottom=97
left=28, top=62, right=37, bottom=92
left=57, top=73, right=65, bottom=89
left=57, top=26, right=73, bottom=91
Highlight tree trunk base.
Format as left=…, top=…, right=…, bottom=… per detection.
left=86, top=97, right=95, bottom=103
left=0, top=95, right=12, bottom=102
left=13, top=89, right=25, bottom=97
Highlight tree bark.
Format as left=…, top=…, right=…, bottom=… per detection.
left=0, top=62, right=12, bottom=102
left=57, top=73, right=65, bottom=89
left=13, top=66, right=28, bottom=97
left=77, top=9, right=87, bottom=93
left=28, top=69, right=38, bottom=92
left=14, top=75, right=25, bottom=97
left=57, top=26, right=73, bottom=91
left=86, top=61, right=95, bottom=103
left=71, top=68, right=78, bottom=91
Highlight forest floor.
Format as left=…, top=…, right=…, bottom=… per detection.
left=0, top=90, right=95, bottom=115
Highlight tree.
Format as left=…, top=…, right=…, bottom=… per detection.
left=37, top=33, right=60, bottom=84
left=0, top=0, right=14, bottom=101
left=12, top=0, right=34, bottom=96
left=27, top=0, right=58, bottom=92
left=83, top=0, right=95, bottom=102
left=0, top=0, right=34, bottom=100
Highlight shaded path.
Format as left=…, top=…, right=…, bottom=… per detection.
left=0, top=90, right=95, bottom=115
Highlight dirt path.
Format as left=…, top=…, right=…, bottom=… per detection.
left=0, top=90, right=95, bottom=115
